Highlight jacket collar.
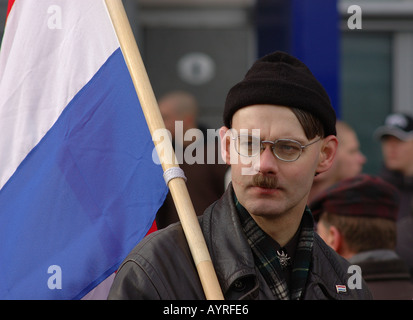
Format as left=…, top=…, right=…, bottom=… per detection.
left=201, top=184, right=258, bottom=297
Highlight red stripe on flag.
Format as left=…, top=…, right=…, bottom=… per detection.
left=6, top=0, right=16, bottom=19
left=146, top=220, right=157, bottom=235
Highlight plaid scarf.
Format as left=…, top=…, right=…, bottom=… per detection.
left=235, top=196, right=314, bottom=300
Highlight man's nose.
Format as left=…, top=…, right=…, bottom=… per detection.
left=253, top=145, right=279, bottom=175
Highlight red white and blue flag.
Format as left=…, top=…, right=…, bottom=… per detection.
left=0, top=0, right=167, bottom=299
left=335, top=285, right=347, bottom=293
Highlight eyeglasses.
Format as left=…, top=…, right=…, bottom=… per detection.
left=232, top=134, right=321, bottom=162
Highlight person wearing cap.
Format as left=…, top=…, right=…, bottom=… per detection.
left=310, top=174, right=413, bottom=299
left=108, top=51, right=372, bottom=300
left=374, top=113, right=413, bottom=279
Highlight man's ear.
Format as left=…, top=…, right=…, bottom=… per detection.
left=219, top=126, right=232, bottom=165
left=316, top=135, right=338, bottom=175
left=328, top=225, right=343, bottom=253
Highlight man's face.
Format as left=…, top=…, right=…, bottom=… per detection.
left=221, top=105, right=326, bottom=219
left=335, top=129, right=366, bottom=180
left=381, top=135, right=413, bottom=176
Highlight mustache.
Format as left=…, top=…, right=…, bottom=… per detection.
left=252, top=174, right=278, bottom=189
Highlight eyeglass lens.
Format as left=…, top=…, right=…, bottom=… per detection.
left=236, top=135, right=303, bottom=161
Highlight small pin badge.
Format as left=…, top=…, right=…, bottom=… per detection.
left=336, top=285, right=347, bottom=293
left=276, top=250, right=291, bottom=270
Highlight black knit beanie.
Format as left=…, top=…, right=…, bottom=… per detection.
left=223, top=51, right=336, bottom=136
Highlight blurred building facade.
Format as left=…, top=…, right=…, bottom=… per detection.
left=1, top=0, right=413, bottom=175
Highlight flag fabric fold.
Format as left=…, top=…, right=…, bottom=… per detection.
left=0, top=0, right=168, bottom=299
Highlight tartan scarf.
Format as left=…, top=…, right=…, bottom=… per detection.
left=235, top=196, right=314, bottom=300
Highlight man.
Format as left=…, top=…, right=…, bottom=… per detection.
left=310, top=174, right=413, bottom=299
left=308, top=121, right=366, bottom=203
left=156, top=91, right=227, bottom=228
left=108, top=51, right=372, bottom=300
left=374, top=113, right=413, bottom=278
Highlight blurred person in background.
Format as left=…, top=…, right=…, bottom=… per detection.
left=310, top=174, right=413, bottom=299
left=156, top=90, right=227, bottom=229
left=374, top=113, right=413, bottom=279
left=308, top=120, right=366, bottom=204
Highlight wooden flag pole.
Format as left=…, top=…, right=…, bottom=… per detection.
left=105, top=0, right=224, bottom=300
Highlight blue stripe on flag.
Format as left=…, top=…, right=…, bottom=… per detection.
left=0, top=48, right=168, bottom=299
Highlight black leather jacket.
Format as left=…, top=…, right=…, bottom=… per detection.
left=108, top=186, right=372, bottom=300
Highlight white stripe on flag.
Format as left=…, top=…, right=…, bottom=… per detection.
left=0, top=0, right=119, bottom=189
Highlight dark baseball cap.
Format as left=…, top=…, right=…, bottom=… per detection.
left=374, top=113, right=413, bottom=141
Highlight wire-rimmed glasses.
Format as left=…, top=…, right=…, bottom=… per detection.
left=232, top=134, right=321, bottom=162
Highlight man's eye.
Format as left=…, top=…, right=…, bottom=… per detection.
left=277, top=143, right=300, bottom=154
